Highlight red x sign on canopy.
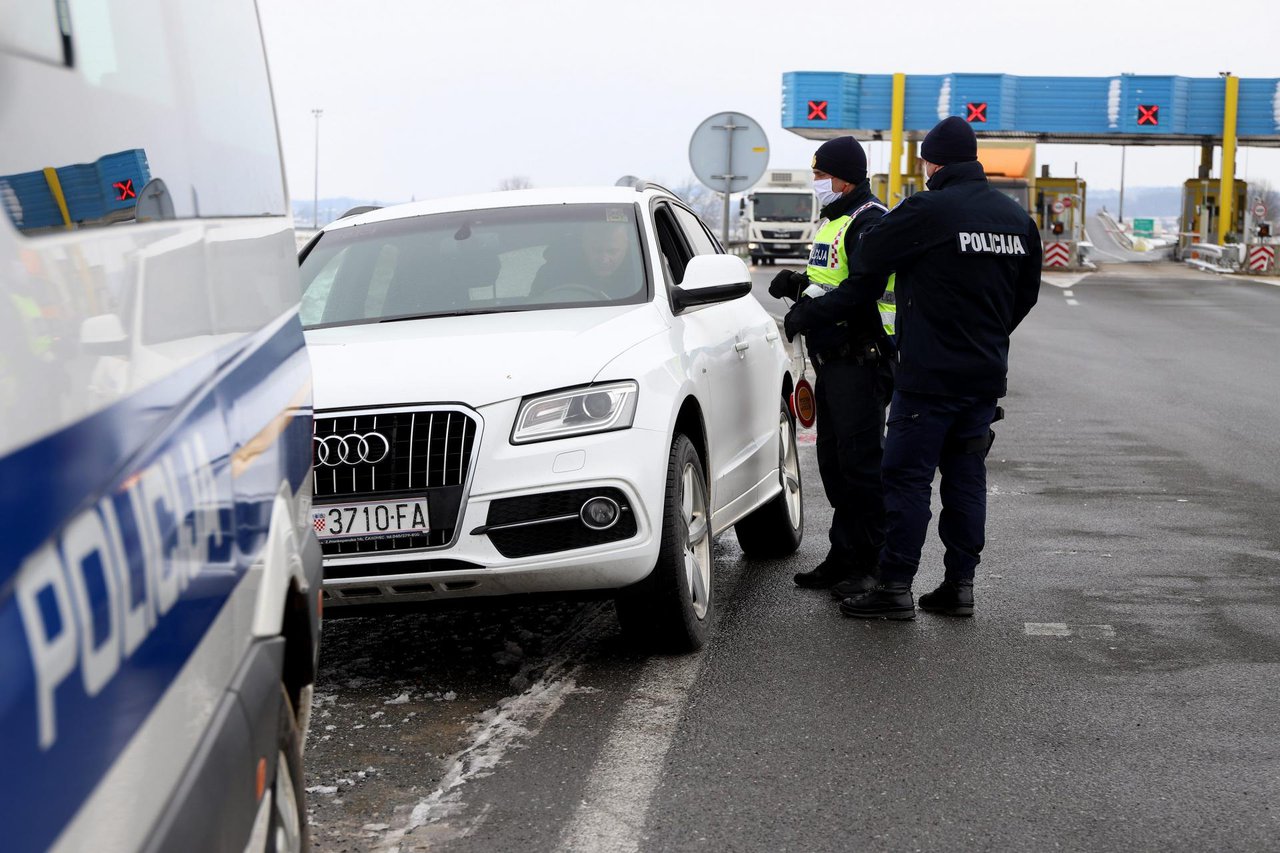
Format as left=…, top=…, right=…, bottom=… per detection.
left=807, top=100, right=828, bottom=121
left=1137, top=104, right=1159, bottom=126
left=113, top=179, right=136, bottom=201
left=966, top=102, right=987, bottom=123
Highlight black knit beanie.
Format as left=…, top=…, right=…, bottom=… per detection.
left=811, top=136, right=868, bottom=184
left=920, top=116, right=978, bottom=165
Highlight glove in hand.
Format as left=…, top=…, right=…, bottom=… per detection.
left=768, top=269, right=806, bottom=301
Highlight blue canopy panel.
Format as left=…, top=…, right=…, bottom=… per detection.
left=782, top=73, right=1280, bottom=146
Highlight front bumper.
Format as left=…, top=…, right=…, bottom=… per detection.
left=750, top=241, right=810, bottom=258
left=319, top=405, right=668, bottom=607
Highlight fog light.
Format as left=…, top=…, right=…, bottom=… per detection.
left=580, top=497, right=620, bottom=530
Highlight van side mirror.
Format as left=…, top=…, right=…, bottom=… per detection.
left=81, top=313, right=129, bottom=356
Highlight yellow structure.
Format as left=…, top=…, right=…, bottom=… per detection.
left=1218, top=73, right=1239, bottom=245
left=42, top=167, right=73, bottom=229
left=888, top=73, right=906, bottom=208
left=1180, top=178, right=1247, bottom=252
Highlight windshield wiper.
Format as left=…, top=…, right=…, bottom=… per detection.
left=379, top=308, right=502, bottom=323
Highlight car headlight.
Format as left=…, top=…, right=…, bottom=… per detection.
left=511, top=381, right=639, bottom=444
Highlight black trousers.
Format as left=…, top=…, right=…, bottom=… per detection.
left=878, top=391, right=998, bottom=586
left=813, top=354, right=894, bottom=568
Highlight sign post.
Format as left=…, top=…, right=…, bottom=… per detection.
left=689, top=112, right=769, bottom=245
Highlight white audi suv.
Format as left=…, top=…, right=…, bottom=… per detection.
left=298, top=183, right=802, bottom=650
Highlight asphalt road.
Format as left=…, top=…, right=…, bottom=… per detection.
left=1085, top=214, right=1173, bottom=264
left=304, top=261, right=1280, bottom=852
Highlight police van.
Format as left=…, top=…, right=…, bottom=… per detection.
left=1, top=2, right=321, bottom=851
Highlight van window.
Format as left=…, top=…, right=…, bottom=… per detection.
left=0, top=0, right=286, bottom=234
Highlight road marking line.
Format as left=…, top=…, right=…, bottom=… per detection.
left=1041, top=272, right=1089, bottom=289
left=379, top=605, right=615, bottom=850
left=1063, top=290, right=1073, bottom=297
left=1065, top=298, right=1080, bottom=306
left=555, top=653, right=705, bottom=853
left=1025, top=622, right=1115, bottom=638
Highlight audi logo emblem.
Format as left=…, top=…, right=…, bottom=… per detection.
left=313, top=432, right=391, bottom=467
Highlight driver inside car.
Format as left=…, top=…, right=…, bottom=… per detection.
left=530, top=220, right=641, bottom=301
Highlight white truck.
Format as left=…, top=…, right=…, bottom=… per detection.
left=742, top=167, right=819, bottom=266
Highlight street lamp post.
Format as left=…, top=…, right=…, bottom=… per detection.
left=312, top=108, right=323, bottom=229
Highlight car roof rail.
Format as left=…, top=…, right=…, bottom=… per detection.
left=339, top=204, right=382, bottom=219
left=614, top=176, right=678, bottom=197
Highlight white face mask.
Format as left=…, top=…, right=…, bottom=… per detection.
left=813, top=178, right=842, bottom=207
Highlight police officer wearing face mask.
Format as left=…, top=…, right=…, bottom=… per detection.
left=767, top=137, right=896, bottom=596
left=834, top=116, right=1042, bottom=620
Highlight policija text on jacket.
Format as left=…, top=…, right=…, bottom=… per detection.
left=840, top=158, right=1041, bottom=398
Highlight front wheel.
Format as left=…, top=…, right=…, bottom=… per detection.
left=735, top=400, right=803, bottom=558
left=265, top=686, right=309, bottom=853
left=615, top=433, right=713, bottom=652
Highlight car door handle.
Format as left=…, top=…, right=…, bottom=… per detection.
left=734, top=341, right=750, bottom=352
left=765, top=330, right=779, bottom=342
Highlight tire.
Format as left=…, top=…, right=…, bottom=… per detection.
left=615, top=433, right=713, bottom=652
left=266, top=686, right=309, bottom=853
left=735, top=400, right=803, bottom=558
left=751, top=255, right=761, bottom=266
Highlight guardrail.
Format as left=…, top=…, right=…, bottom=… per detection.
left=1184, top=242, right=1240, bottom=273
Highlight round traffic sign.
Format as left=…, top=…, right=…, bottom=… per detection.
left=1052, top=200, right=1065, bottom=214
left=1062, top=196, right=1073, bottom=208
left=688, top=112, right=769, bottom=195
left=1253, top=202, right=1268, bottom=218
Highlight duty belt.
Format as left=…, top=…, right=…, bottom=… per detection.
left=811, top=341, right=882, bottom=369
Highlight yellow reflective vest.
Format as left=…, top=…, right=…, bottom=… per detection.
left=805, top=202, right=896, bottom=337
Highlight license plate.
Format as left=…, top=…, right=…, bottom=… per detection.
left=312, top=499, right=430, bottom=540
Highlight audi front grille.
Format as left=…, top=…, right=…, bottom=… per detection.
left=313, top=407, right=479, bottom=557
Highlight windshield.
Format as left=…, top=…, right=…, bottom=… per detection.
left=751, top=192, right=814, bottom=222
left=990, top=181, right=1031, bottom=214
left=299, top=203, right=647, bottom=328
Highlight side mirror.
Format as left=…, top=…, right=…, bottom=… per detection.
left=134, top=177, right=175, bottom=222
left=81, top=313, right=129, bottom=356
left=672, top=255, right=752, bottom=312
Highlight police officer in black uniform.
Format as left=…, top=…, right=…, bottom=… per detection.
left=835, top=116, right=1041, bottom=620
left=767, top=137, right=894, bottom=597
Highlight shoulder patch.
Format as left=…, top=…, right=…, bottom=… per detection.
left=956, top=231, right=1029, bottom=256
left=850, top=200, right=889, bottom=220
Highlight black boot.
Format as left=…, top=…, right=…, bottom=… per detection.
left=829, top=567, right=879, bottom=600
left=918, top=579, right=974, bottom=617
left=793, top=557, right=854, bottom=589
left=839, top=583, right=915, bottom=620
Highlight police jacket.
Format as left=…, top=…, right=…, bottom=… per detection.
left=785, top=182, right=891, bottom=356
left=846, top=160, right=1041, bottom=398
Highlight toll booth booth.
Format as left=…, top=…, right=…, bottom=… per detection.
left=1177, top=178, right=1247, bottom=260
left=870, top=173, right=922, bottom=204
left=1036, top=176, right=1087, bottom=269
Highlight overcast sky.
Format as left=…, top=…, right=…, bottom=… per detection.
left=258, top=0, right=1280, bottom=207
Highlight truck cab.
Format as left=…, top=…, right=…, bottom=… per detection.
left=743, top=168, right=819, bottom=266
